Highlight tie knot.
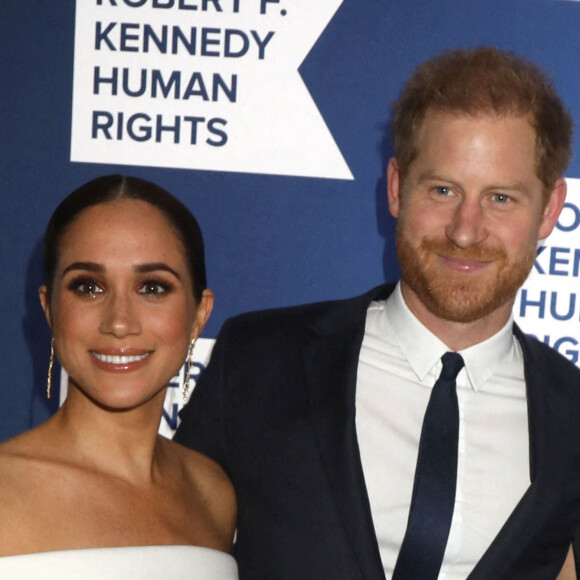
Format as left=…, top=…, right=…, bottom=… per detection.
left=440, top=352, right=464, bottom=381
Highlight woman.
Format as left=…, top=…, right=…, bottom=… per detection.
left=0, top=175, right=237, bottom=578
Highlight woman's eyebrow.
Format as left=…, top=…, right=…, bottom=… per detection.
left=134, top=263, right=181, bottom=279
left=61, top=262, right=103, bottom=276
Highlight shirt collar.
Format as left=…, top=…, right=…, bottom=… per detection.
left=383, top=282, right=516, bottom=392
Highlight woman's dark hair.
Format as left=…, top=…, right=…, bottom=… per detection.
left=43, top=174, right=207, bottom=302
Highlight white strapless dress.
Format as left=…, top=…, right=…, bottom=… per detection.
left=0, top=545, right=238, bottom=578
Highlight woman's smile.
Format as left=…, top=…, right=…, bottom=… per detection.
left=90, top=349, right=152, bottom=372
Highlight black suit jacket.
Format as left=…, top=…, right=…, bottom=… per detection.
left=175, top=284, right=580, bottom=579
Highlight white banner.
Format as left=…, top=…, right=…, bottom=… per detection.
left=514, top=178, right=580, bottom=366
left=71, top=0, right=352, bottom=179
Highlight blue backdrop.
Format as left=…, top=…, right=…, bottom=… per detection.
left=2, top=0, right=580, bottom=440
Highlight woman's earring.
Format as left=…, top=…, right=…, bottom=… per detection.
left=47, top=337, right=55, bottom=399
left=183, top=336, right=197, bottom=401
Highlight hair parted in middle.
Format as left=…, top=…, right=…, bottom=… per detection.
left=391, top=46, right=574, bottom=196
left=42, top=174, right=208, bottom=304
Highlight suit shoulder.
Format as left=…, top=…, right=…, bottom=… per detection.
left=215, top=300, right=343, bottom=348
left=219, top=283, right=392, bottom=339
left=518, top=328, right=580, bottom=383
left=228, top=299, right=341, bottom=330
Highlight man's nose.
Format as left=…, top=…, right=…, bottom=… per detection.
left=445, top=198, right=489, bottom=248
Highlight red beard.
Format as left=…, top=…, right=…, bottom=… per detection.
left=396, top=229, right=535, bottom=323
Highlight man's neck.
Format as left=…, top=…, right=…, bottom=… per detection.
left=399, top=282, right=514, bottom=351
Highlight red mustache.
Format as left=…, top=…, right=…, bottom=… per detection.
left=420, top=237, right=507, bottom=262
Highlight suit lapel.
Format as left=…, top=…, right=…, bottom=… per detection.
left=302, top=284, right=393, bottom=580
left=300, top=287, right=571, bottom=579
left=467, top=326, right=568, bottom=578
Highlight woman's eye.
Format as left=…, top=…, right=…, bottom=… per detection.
left=138, top=281, right=170, bottom=295
left=69, top=279, right=103, bottom=296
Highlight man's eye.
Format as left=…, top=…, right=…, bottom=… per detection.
left=434, top=186, right=453, bottom=196
left=491, top=193, right=511, bottom=204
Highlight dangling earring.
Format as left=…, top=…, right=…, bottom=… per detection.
left=182, top=336, right=197, bottom=401
left=46, top=337, right=55, bottom=399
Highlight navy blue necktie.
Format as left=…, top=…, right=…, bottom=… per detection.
left=392, top=352, right=465, bottom=580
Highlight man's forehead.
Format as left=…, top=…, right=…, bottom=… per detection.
left=419, top=108, right=533, bottom=128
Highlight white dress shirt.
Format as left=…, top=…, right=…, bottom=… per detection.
left=355, top=283, right=530, bottom=579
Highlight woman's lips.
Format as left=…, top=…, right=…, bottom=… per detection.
left=90, top=349, right=152, bottom=372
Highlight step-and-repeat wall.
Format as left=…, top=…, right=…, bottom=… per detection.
left=2, top=0, right=580, bottom=440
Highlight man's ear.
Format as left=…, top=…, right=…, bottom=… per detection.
left=387, top=157, right=402, bottom=219
left=538, top=177, right=567, bottom=240
left=38, top=286, right=52, bottom=329
left=191, top=289, right=214, bottom=341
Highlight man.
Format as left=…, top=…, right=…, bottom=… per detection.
left=175, top=47, right=580, bottom=579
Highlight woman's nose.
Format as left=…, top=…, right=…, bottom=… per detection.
left=99, top=293, right=141, bottom=337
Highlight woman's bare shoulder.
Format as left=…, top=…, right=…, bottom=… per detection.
left=0, top=421, right=63, bottom=468
left=0, top=427, right=66, bottom=554
left=162, top=436, right=233, bottom=492
left=161, top=437, right=236, bottom=540
left=0, top=423, right=69, bottom=506
left=0, top=426, right=49, bottom=467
